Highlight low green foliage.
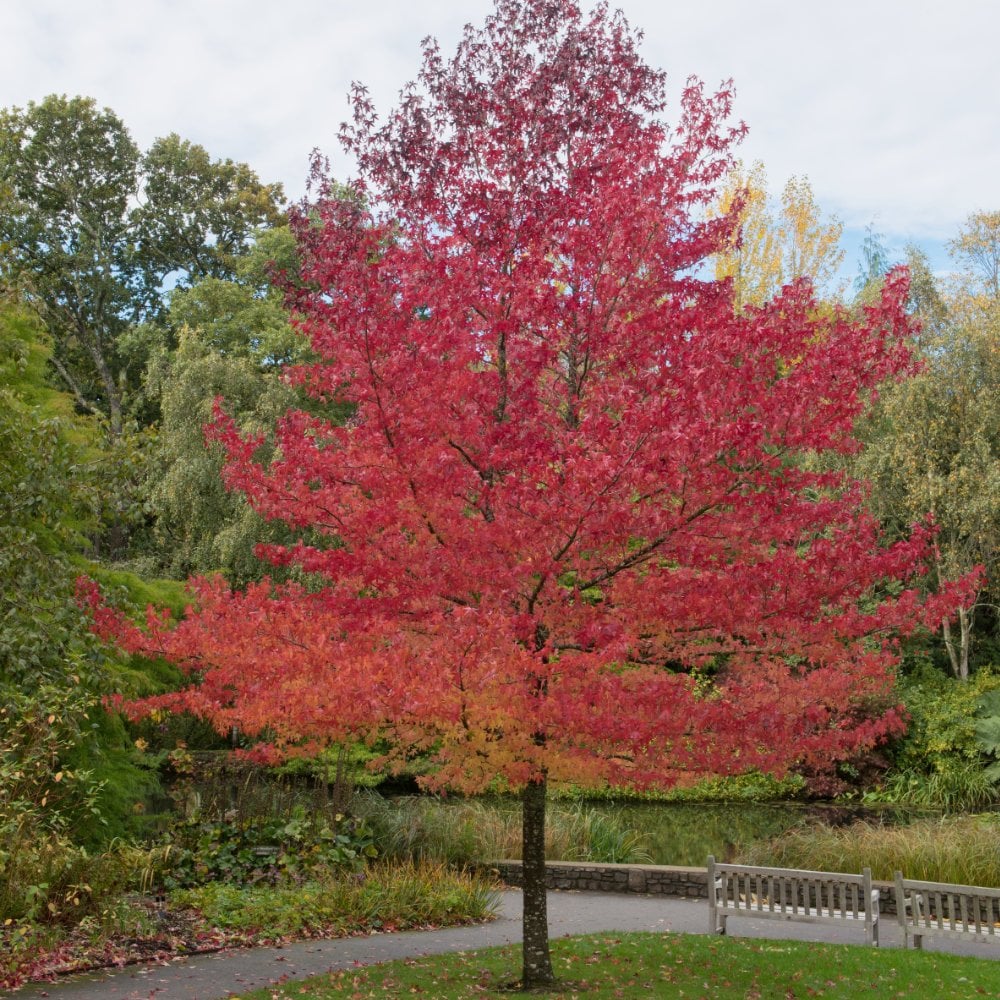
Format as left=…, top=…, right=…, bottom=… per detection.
left=86, top=566, right=190, bottom=621
left=751, top=813, right=1000, bottom=885
left=0, top=837, right=147, bottom=926
left=0, top=685, right=112, bottom=921
left=236, top=930, right=1000, bottom=999
left=170, top=862, right=498, bottom=937
left=159, top=806, right=377, bottom=889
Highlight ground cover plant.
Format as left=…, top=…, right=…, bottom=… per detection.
left=87, top=0, right=974, bottom=989
left=171, top=862, right=498, bottom=937
left=235, top=931, right=1000, bottom=999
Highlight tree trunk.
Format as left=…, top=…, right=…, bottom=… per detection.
left=942, top=604, right=974, bottom=682
left=959, top=606, right=972, bottom=682
left=521, top=776, right=554, bottom=988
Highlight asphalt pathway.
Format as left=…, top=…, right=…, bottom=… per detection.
left=7, top=889, right=999, bottom=1000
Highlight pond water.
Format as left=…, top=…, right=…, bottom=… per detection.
left=603, top=801, right=806, bottom=865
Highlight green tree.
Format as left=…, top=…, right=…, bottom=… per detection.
left=138, top=221, right=359, bottom=582
left=949, top=210, right=1000, bottom=298
left=858, top=226, right=1000, bottom=680
left=0, top=300, right=182, bottom=844
left=144, top=229, right=312, bottom=580
left=0, top=304, right=99, bottom=690
left=0, top=95, right=285, bottom=439
left=853, top=224, right=894, bottom=300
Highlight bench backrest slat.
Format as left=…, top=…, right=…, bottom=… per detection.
left=709, top=857, right=871, bottom=917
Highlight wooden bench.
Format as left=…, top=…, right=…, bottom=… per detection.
left=708, top=856, right=880, bottom=946
left=895, top=872, right=1000, bottom=949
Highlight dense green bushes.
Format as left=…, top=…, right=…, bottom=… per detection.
left=870, top=665, right=1000, bottom=810
left=159, top=808, right=377, bottom=889
left=1, top=686, right=110, bottom=921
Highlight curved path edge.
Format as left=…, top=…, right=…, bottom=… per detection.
left=6, top=888, right=995, bottom=1000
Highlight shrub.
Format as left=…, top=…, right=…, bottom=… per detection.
left=0, top=685, right=124, bottom=922
left=871, top=666, right=1000, bottom=810
left=157, top=805, right=376, bottom=889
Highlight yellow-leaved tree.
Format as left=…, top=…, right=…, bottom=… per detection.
left=710, top=160, right=845, bottom=308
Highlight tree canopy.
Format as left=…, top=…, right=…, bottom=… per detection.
left=141, top=225, right=315, bottom=582
left=0, top=95, right=285, bottom=438
left=859, top=224, right=1000, bottom=680
left=87, top=0, right=971, bottom=987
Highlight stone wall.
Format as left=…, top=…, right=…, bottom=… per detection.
left=487, top=860, right=709, bottom=898
left=484, top=860, right=898, bottom=915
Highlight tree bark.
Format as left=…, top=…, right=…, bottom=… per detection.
left=942, top=604, right=973, bottom=682
left=521, top=775, right=554, bottom=988
left=959, top=605, right=971, bottom=682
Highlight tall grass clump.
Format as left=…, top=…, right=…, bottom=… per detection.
left=875, top=760, right=1000, bottom=812
left=354, top=793, right=651, bottom=865
left=751, top=814, right=1000, bottom=886
left=353, top=793, right=484, bottom=864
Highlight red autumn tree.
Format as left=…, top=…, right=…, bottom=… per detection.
left=86, top=0, right=968, bottom=987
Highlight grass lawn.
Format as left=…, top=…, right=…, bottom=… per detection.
left=236, top=930, right=1000, bottom=998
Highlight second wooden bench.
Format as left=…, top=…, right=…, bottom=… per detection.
left=895, top=872, right=1000, bottom=949
left=708, top=856, right=880, bottom=946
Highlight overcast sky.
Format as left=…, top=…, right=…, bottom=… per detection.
left=5, top=0, right=997, bottom=277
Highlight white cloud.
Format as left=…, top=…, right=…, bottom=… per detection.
left=3, top=0, right=996, bottom=244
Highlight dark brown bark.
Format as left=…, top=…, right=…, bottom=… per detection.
left=521, top=775, right=554, bottom=988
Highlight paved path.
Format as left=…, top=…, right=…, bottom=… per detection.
left=7, top=889, right=998, bottom=1000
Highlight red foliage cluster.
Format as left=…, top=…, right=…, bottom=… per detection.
left=87, top=0, right=971, bottom=796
